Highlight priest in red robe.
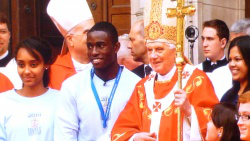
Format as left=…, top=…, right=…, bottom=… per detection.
left=111, top=0, right=219, bottom=140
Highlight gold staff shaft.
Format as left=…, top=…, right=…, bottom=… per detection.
left=176, top=0, right=185, bottom=139
left=166, top=0, right=196, bottom=140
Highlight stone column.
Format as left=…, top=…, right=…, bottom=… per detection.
left=131, top=0, right=146, bottom=25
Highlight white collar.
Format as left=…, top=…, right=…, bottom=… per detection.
left=207, top=55, right=226, bottom=65
left=71, top=58, right=92, bottom=73
left=0, top=51, right=9, bottom=60
left=157, top=65, right=176, bottom=81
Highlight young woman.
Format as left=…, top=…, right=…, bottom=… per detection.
left=206, top=103, right=240, bottom=141
left=221, top=35, right=250, bottom=104
left=0, top=37, right=58, bottom=140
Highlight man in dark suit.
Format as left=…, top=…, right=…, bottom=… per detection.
left=128, top=20, right=151, bottom=78
left=0, top=13, right=12, bottom=67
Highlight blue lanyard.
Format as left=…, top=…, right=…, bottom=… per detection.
left=90, top=66, right=123, bottom=128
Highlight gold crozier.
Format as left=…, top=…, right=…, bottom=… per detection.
left=166, top=0, right=195, bottom=141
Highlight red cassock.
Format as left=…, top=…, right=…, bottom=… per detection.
left=48, top=52, right=76, bottom=90
left=0, top=72, right=14, bottom=93
left=111, top=65, right=219, bottom=141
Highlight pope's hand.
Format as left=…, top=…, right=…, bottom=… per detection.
left=174, top=89, right=191, bottom=117
left=133, top=132, right=157, bottom=141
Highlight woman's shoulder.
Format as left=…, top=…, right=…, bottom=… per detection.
left=0, top=89, right=16, bottom=109
left=47, top=88, right=60, bottom=97
left=220, top=87, right=238, bottom=104
left=0, top=89, right=16, bottom=99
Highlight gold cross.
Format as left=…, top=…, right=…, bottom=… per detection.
left=166, top=0, right=195, bottom=69
left=166, top=1, right=196, bottom=141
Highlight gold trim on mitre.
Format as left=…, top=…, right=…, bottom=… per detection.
left=144, top=0, right=177, bottom=43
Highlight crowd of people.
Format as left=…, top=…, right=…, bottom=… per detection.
left=1, top=0, right=250, bottom=140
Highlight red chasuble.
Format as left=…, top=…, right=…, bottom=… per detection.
left=111, top=65, right=219, bottom=141
left=0, top=72, right=14, bottom=93
left=48, top=52, right=76, bottom=90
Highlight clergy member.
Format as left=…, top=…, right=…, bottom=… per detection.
left=111, top=0, right=219, bottom=140
left=47, top=0, right=94, bottom=90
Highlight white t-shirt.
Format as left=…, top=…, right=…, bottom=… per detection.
left=0, top=88, right=59, bottom=141
left=55, top=66, right=140, bottom=141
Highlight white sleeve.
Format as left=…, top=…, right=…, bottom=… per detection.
left=0, top=109, right=7, bottom=141
left=128, top=134, right=137, bottom=141
left=96, top=130, right=111, bottom=141
left=183, top=105, right=202, bottom=141
left=54, top=82, right=79, bottom=141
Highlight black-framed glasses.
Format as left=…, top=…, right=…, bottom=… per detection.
left=236, top=114, right=250, bottom=121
